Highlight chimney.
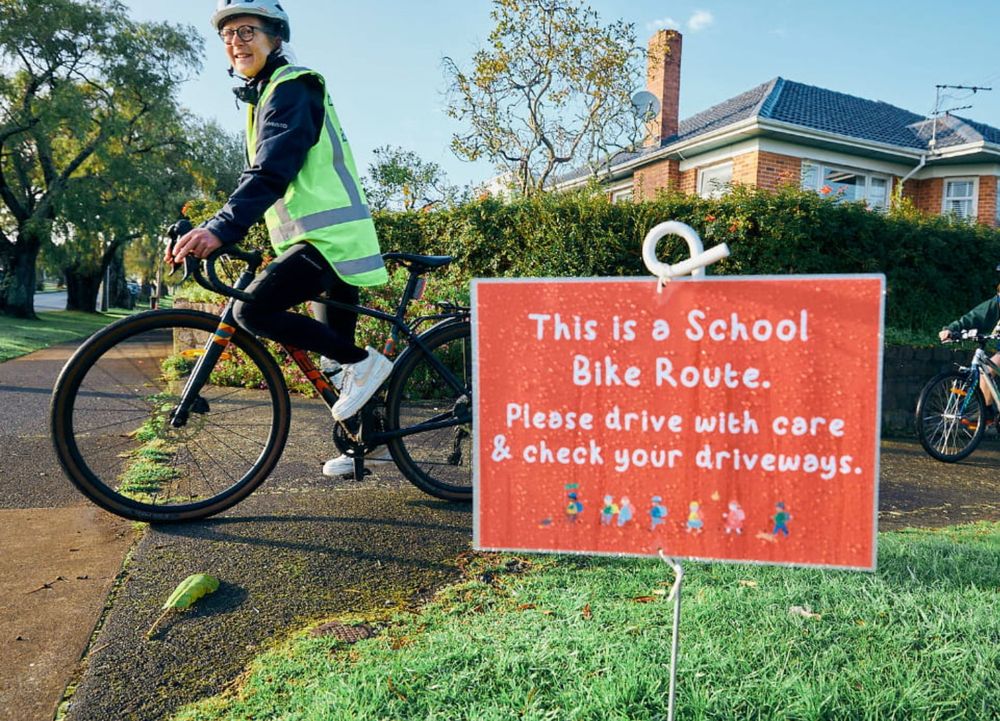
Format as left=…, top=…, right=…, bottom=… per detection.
left=646, top=30, right=682, bottom=145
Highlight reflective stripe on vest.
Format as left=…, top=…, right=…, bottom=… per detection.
left=247, top=65, right=386, bottom=286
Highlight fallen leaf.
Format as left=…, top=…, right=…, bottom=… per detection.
left=147, top=574, right=220, bottom=638
left=581, top=604, right=592, bottom=620
left=163, top=574, right=220, bottom=610
left=632, top=596, right=657, bottom=603
left=739, top=579, right=758, bottom=588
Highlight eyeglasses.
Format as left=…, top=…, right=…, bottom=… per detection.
left=219, top=25, right=271, bottom=44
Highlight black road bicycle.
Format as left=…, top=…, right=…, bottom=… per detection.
left=50, top=223, right=472, bottom=522
left=915, top=330, right=999, bottom=462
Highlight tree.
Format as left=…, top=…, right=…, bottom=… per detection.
left=444, top=0, right=644, bottom=196
left=363, top=145, right=460, bottom=212
left=0, top=0, right=200, bottom=318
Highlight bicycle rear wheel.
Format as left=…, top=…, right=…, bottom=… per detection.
left=51, top=310, right=290, bottom=522
left=385, top=321, right=472, bottom=501
left=915, top=370, right=986, bottom=462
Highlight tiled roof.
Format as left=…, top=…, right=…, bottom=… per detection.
left=672, top=78, right=779, bottom=142
left=555, top=78, right=1000, bottom=185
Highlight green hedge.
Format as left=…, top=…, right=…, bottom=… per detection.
left=374, top=185, right=1000, bottom=334
left=184, top=187, right=1000, bottom=334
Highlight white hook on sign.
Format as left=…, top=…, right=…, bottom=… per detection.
left=642, top=221, right=730, bottom=291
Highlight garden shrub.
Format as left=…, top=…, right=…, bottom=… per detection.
left=173, top=186, right=1000, bottom=392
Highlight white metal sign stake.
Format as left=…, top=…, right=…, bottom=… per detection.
left=643, top=221, right=730, bottom=721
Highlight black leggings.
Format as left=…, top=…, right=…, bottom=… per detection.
left=233, top=242, right=368, bottom=364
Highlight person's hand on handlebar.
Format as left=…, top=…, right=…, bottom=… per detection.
left=164, top=228, right=224, bottom=265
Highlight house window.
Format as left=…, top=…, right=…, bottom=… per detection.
left=611, top=187, right=633, bottom=204
left=801, top=161, right=889, bottom=209
left=699, top=163, right=733, bottom=198
left=943, top=178, right=976, bottom=220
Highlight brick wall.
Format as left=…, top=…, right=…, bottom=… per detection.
left=634, top=158, right=680, bottom=200
left=732, top=153, right=757, bottom=186
left=679, top=167, right=696, bottom=195
left=755, top=151, right=801, bottom=191
left=978, top=175, right=998, bottom=227
left=905, top=177, right=943, bottom=215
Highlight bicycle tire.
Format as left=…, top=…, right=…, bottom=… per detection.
left=915, top=370, right=986, bottom=462
left=51, top=309, right=290, bottom=522
left=385, top=320, right=472, bottom=501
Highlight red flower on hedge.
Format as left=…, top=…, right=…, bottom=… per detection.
left=705, top=214, right=716, bottom=222
left=820, top=185, right=832, bottom=195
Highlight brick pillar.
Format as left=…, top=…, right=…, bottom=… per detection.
left=646, top=30, right=682, bottom=146
left=978, top=176, right=997, bottom=227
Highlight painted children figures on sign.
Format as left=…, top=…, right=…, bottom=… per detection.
left=617, top=497, right=634, bottom=527
left=601, top=495, right=618, bottom=525
left=772, top=502, right=792, bottom=537
left=723, top=500, right=746, bottom=534
left=566, top=485, right=584, bottom=523
left=650, top=496, right=669, bottom=530
left=686, top=501, right=704, bottom=534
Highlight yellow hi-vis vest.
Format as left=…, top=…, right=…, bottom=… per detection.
left=247, top=65, right=387, bottom=286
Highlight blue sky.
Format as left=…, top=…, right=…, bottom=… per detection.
left=125, top=1, right=1000, bottom=189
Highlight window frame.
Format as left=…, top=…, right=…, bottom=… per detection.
left=698, top=162, right=734, bottom=199
left=610, top=186, right=634, bottom=204
left=941, top=177, right=978, bottom=221
left=800, top=160, right=891, bottom=210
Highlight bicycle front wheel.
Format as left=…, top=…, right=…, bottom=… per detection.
left=51, top=310, right=290, bottom=522
left=385, top=321, right=472, bottom=501
left=915, top=370, right=986, bottom=462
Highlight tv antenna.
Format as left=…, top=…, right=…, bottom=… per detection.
left=930, top=83, right=992, bottom=150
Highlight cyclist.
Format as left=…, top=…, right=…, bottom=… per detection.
left=166, top=0, right=392, bottom=477
left=939, top=285, right=1000, bottom=421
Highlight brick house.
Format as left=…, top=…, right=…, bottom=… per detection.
left=559, top=30, right=1000, bottom=227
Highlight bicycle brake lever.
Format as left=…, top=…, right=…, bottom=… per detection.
left=165, top=218, right=195, bottom=281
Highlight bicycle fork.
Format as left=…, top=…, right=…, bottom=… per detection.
left=170, top=303, right=241, bottom=428
left=170, top=266, right=259, bottom=429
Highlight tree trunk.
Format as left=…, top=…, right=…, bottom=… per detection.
left=64, top=268, right=102, bottom=313
left=0, top=230, right=41, bottom=319
left=108, top=252, right=130, bottom=308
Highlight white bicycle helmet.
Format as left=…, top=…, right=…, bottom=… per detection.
left=212, top=0, right=290, bottom=42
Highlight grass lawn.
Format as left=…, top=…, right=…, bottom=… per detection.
left=174, top=523, right=998, bottom=721
left=0, top=309, right=132, bottom=363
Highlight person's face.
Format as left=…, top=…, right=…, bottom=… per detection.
left=221, top=15, right=279, bottom=78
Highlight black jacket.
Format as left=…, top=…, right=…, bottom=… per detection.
left=204, top=54, right=326, bottom=245
left=945, top=295, right=1000, bottom=336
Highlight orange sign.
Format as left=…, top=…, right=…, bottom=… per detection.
left=472, top=276, right=884, bottom=570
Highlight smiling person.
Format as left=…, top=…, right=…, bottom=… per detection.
left=166, top=0, right=392, bottom=477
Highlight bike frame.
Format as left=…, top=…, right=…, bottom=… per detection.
left=965, top=346, right=1000, bottom=404
left=169, top=257, right=470, bottom=447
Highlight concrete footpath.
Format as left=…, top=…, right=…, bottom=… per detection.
left=1, top=340, right=998, bottom=721
left=0, top=343, right=135, bottom=721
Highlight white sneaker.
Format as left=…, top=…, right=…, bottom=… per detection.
left=331, top=347, right=393, bottom=421
left=320, top=356, right=344, bottom=390
left=322, top=450, right=392, bottom=478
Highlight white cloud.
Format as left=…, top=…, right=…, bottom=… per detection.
left=688, top=10, right=715, bottom=32
left=647, top=16, right=680, bottom=32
